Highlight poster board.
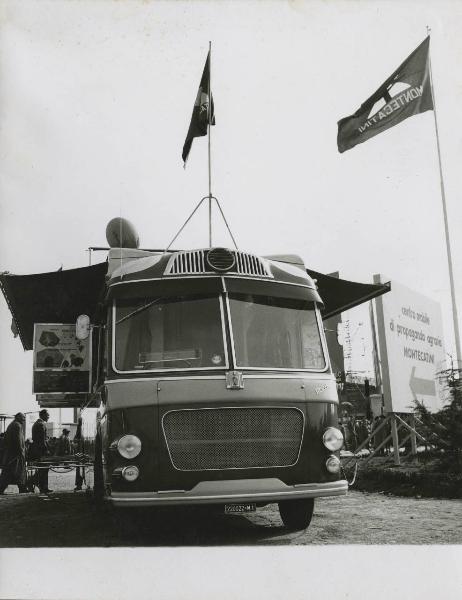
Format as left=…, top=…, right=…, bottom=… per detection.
left=33, top=324, right=92, bottom=394
left=374, top=276, right=445, bottom=413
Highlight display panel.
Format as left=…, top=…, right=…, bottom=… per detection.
left=33, top=323, right=92, bottom=394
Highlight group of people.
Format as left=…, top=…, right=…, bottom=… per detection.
left=36, top=430, right=72, bottom=457
left=0, top=409, right=83, bottom=495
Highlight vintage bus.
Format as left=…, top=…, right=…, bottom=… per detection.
left=91, top=244, right=347, bottom=530
left=1, top=228, right=388, bottom=530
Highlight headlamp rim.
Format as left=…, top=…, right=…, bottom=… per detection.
left=322, top=426, right=344, bottom=451
left=121, top=465, right=140, bottom=481
left=117, top=434, right=142, bottom=459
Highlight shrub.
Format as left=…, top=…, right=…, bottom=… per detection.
left=414, top=365, right=462, bottom=473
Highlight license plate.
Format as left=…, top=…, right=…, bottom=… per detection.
left=224, top=503, right=256, bottom=514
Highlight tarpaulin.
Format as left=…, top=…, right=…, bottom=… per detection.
left=306, top=269, right=390, bottom=319
left=0, top=262, right=107, bottom=350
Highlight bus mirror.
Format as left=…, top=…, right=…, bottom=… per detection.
left=76, top=315, right=91, bottom=340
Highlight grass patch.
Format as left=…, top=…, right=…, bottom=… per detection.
left=343, top=453, right=462, bottom=499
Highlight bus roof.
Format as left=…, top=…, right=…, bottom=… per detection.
left=0, top=253, right=390, bottom=350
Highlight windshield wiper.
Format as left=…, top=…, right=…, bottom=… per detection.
left=116, top=298, right=161, bottom=325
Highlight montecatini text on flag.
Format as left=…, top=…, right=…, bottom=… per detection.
left=337, top=36, right=433, bottom=153
left=182, top=51, right=215, bottom=165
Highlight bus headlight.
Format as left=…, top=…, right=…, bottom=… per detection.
left=117, top=435, right=142, bottom=459
left=122, top=466, right=139, bottom=482
left=322, top=427, right=344, bottom=451
left=326, top=455, right=341, bottom=474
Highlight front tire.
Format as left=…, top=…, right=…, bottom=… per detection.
left=278, top=498, right=314, bottom=530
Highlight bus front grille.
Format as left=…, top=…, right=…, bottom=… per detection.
left=162, top=407, right=304, bottom=471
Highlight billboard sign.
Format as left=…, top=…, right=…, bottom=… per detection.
left=33, top=324, right=92, bottom=394
left=374, top=276, right=445, bottom=413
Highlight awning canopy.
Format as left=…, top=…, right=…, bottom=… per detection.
left=306, top=269, right=390, bottom=319
left=0, top=262, right=107, bottom=350
left=0, top=261, right=389, bottom=351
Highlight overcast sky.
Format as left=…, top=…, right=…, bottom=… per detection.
left=1, top=0, right=461, bottom=418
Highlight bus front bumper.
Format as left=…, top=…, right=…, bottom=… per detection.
left=108, top=478, right=348, bottom=507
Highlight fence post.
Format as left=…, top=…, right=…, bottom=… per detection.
left=390, top=413, right=401, bottom=466
left=410, top=414, right=417, bottom=456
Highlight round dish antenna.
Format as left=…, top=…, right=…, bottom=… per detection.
left=106, top=217, right=139, bottom=249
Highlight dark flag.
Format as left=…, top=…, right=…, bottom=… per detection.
left=182, top=51, right=215, bottom=165
left=337, top=37, right=433, bottom=153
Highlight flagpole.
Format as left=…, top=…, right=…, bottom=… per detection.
left=427, top=31, right=462, bottom=365
left=208, top=41, right=212, bottom=248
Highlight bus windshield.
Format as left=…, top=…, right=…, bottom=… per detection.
left=114, top=294, right=226, bottom=371
left=228, top=294, right=325, bottom=370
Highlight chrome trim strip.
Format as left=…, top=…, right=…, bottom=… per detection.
left=112, top=295, right=229, bottom=375
left=245, top=373, right=332, bottom=379
left=219, top=294, right=230, bottom=368
left=108, top=275, right=315, bottom=289
left=223, top=276, right=314, bottom=289
left=161, top=405, right=305, bottom=472
left=109, top=274, right=222, bottom=287
left=224, top=292, right=237, bottom=368
left=316, top=306, right=330, bottom=372
left=225, top=366, right=328, bottom=373
left=105, top=376, right=226, bottom=384
left=108, top=480, right=349, bottom=506
left=104, top=373, right=336, bottom=384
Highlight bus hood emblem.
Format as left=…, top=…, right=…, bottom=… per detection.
left=226, top=371, right=244, bottom=390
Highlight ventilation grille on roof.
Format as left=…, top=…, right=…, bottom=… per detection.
left=165, top=249, right=272, bottom=277
left=206, top=248, right=236, bottom=272
left=233, top=251, right=269, bottom=276
left=167, top=249, right=206, bottom=274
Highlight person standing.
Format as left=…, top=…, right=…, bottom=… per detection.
left=0, top=432, right=5, bottom=465
left=74, top=417, right=84, bottom=491
left=30, top=409, right=52, bottom=494
left=0, top=413, right=27, bottom=494
left=55, top=428, right=72, bottom=456
left=357, top=416, right=371, bottom=450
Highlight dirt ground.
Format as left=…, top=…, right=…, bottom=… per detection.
left=0, top=469, right=461, bottom=546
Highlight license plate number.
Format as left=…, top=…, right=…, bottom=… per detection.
left=224, top=503, right=256, bottom=513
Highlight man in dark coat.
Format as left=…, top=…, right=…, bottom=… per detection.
left=0, top=413, right=27, bottom=494
left=55, top=428, right=72, bottom=456
left=30, top=409, right=52, bottom=493
left=0, top=433, right=5, bottom=465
